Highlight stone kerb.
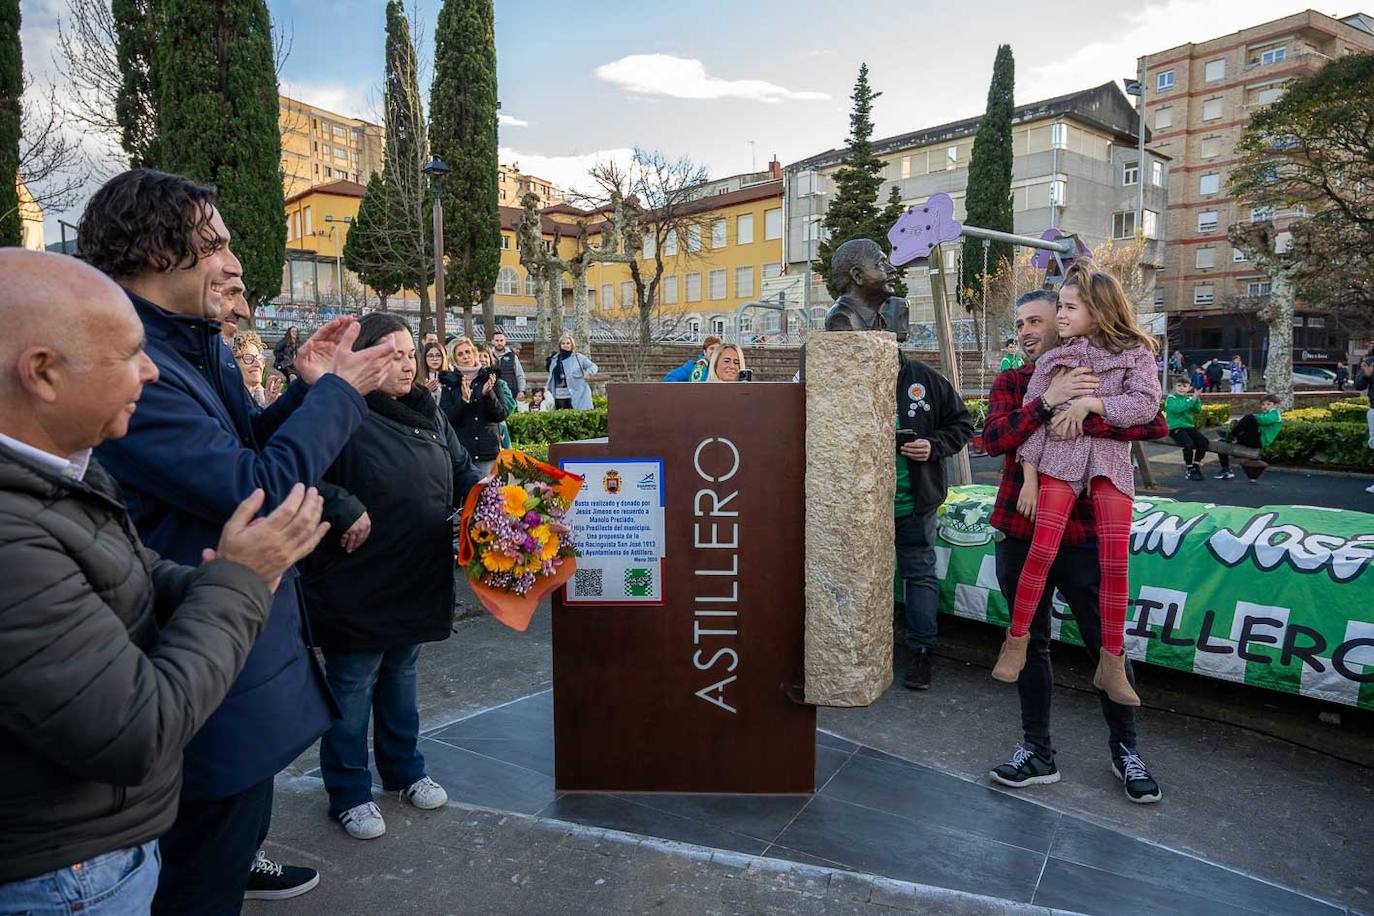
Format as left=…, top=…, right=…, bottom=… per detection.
left=803, top=330, right=898, bottom=707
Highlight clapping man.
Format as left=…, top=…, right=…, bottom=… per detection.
left=79, top=170, right=397, bottom=914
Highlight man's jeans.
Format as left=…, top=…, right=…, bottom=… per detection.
left=320, top=645, right=426, bottom=818
left=1, top=842, right=159, bottom=915
left=896, top=510, right=940, bottom=652
left=994, top=537, right=1138, bottom=758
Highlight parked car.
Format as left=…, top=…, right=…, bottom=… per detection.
left=1292, top=366, right=1338, bottom=388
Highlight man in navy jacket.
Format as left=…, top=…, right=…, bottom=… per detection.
left=80, top=169, right=397, bottom=914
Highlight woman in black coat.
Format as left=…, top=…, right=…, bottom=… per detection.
left=300, top=313, right=482, bottom=841
left=273, top=325, right=300, bottom=379
left=439, top=335, right=508, bottom=475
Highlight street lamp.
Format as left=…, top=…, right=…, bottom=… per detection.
left=422, top=155, right=452, bottom=340
left=323, top=215, right=354, bottom=308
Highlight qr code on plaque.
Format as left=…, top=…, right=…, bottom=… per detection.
left=573, top=568, right=604, bottom=598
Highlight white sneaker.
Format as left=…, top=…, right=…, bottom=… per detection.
left=399, top=776, right=448, bottom=810
left=1365, top=483, right=1374, bottom=494
left=338, top=802, right=386, bottom=840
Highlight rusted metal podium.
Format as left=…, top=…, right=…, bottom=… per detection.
left=549, top=383, right=815, bottom=793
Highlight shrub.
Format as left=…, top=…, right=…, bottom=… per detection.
left=1198, top=403, right=1231, bottom=427
left=508, top=408, right=608, bottom=464
left=1329, top=399, right=1369, bottom=423
left=1280, top=407, right=1332, bottom=422
left=1262, top=420, right=1373, bottom=468
left=964, top=399, right=989, bottom=427
left=592, top=394, right=609, bottom=410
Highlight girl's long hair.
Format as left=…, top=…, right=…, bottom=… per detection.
left=1061, top=261, right=1158, bottom=354
left=419, top=341, right=448, bottom=380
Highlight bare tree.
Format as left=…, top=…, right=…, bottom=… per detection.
left=591, top=306, right=689, bottom=382
left=12, top=79, right=88, bottom=226
left=515, top=191, right=568, bottom=354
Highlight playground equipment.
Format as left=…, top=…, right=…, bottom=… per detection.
left=887, top=193, right=1157, bottom=488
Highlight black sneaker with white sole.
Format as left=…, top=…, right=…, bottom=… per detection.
left=1110, top=743, right=1162, bottom=804
left=989, top=744, right=1060, bottom=788
left=244, top=850, right=320, bottom=901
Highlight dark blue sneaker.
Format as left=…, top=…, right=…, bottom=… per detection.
left=1111, top=743, right=1162, bottom=804
left=990, top=745, right=1060, bottom=788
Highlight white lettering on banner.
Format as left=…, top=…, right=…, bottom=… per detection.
left=1131, top=508, right=1204, bottom=558
left=693, top=436, right=740, bottom=714
left=1207, top=512, right=1374, bottom=582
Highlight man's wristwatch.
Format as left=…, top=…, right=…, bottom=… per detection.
left=1038, top=395, right=1055, bottom=416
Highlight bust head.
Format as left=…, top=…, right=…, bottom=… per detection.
left=831, top=238, right=896, bottom=305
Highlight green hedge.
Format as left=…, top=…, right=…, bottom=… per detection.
left=1198, top=403, right=1231, bottom=427
left=509, top=408, right=608, bottom=464
left=1263, top=421, right=1373, bottom=468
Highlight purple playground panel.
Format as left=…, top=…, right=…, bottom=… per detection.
left=887, top=193, right=962, bottom=267
left=1029, top=228, right=1090, bottom=271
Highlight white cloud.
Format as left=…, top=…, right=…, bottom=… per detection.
left=279, top=80, right=378, bottom=121
left=499, top=146, right=635, bottom=199
left=498, top=113, right=530, bottom=128
left=593, top=54, right=828, bottom=103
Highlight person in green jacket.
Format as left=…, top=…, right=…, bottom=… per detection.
left=1215, top=393, right=1282, bottom=480
left=1164, top=380, right=1208, bottom=481
left=998, top=338, right=1025, bottom=372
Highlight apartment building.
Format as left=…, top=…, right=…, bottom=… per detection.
left=785, top=83, right=1167, bottom=334
left=1139, top=10, right=1374, bottom=371
left=279, top=96, right=385, bottom=200
left=499, top=164, right=563, bottom=207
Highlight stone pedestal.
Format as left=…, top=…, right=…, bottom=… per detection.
left=803, top=331, right=899, bottom=706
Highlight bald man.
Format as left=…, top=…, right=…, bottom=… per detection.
left=0, top=250, right=332, bottom=913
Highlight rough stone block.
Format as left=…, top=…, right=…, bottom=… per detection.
left=803, top=330, right=898, bottom=706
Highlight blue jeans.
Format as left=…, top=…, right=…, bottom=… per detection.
left=896, top=510, right=940, bottom=652
left=320, top=645, right=426, bottom=817
left=1, top=842, right=159, bottom=915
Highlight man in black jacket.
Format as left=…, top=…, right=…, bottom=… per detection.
left=0, top=250, right=329, bottom=912
left=895, top=355, right=974, bottom=689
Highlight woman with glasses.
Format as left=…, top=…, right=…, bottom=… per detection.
left=231, top=331, right=276, bottom=408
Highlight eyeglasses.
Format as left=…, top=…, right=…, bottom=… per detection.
left=238, top=353, right=262, bottom=366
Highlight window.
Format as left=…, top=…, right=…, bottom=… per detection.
left=1193, top=284, right=1215, bottom=305
left=1155, top=107, right=1173, bottom=130
left=323, top=166, right=332, bottom=178
left=1123, top=162, right=1139, bottom=186
left=709, top=269, right=726, bottom=300
left=710, top=219, right=726, bottom=249
left=664, top=230, right=678, bottom=257
left=1234, top=247, right=1248, bottom=262
left=710, top=316, right=727, bottom=336
left=1257, top=86, right=1284, bottom=105
left=1307, top=315, right=1324, bottom=328
left=524, top=272, right=539, bottom=296
left=1157, top=70, right=1175, bottom=91
left=601, top=283, right=614, bottom=307
left=1204, top=59, right=1226, bottom=82
left=735, top=266, right=754, bottom=299
left=737, top=213, right=754, bottom=244
left=945, top=147, right=958, bottom=170
left=1202, top=98, right=1223, bottom=121
left=1198, top=210, right=1219, bottom=233
left=285, top=215, right=293, bottom=242
left=303, top=206, right=313, bottom=236
left=1260, top=46, right=1286, bottom=66
left=900, top=156, right=912, bottom=179
left=1199, top=173, right=1221, bottom=195
left=1200, top=137, right=1222, bottom=159
left=797, top=171, right=824, bottom=196
left=1112, top=211, right=1137, bottom=239
left=643, top=233, right=656, bottom=260
left=803, top=215, right=826, bottom=241
left=1196, top=247, right=1217, bottom=269
left=1151, top=161, right=1164, bottom=187
left=1050, top=123, right=1067, bottom=149
left=620, top=281, right=634, bottom=309
left=662, top=276, right=678, bottom=304
left=1143, top=209, right=1159, bottom=239
left=1275, top=231, right=1292, bottom=254
left=1251, top=205, right=1274, bottom=222
left=1049, top=178, right=1066, bottom=206
left=686, top=225, right=702, bottom=253
left=764, top=208, right=782, bottom=240
left=1246, top=280, right=1272, bottom=298
left=762, top=262, right=782, bottom=279
left=685, top=272, right=702, bottom=302
left=496, top=267, right=520, bottom=295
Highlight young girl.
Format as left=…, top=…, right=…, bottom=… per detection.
left=991, top=263, right=1161, bottom=706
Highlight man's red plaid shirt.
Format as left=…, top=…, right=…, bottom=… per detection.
left=984, top=364, right=1167, bottom=544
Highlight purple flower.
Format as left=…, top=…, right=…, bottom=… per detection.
left=524, top=511, right=541, bottom=526
left=523, top=536, right=540, bottom=552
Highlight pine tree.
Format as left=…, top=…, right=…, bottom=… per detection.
left=0, top=0, right=21, bottom=247
left=878, top=184, right=909, bottom=297
left=343, top=171, right=403, bottom=307
left=112, top=0, right=162, bottom=168
left=816, top=64, right=886, bottom=297
left=429, top=0, right=500, bottom=337
left=156, top=0, right=284, bottom=305
left=960, top=45, right=1015, bottom=305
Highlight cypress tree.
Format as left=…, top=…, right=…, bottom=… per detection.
left=429, top=0, right=500, bottom=336
left=817, top=64, right=886, bottom=298
left=960, top=45, right=1015, bottom=304
left=343, top=170, right=402, bottom=306
left=1, top=0, right=21, bottom=247
left=112, top=0, right=162, bottom=168
left=156, top=0, right=285, bottom=305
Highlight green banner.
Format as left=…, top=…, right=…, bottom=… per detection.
left=932, top=485, right=1374, bottom=710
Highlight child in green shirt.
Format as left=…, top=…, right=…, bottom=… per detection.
left=1216, top=393, right=1282, bottom=480
left=1164, top=380, right=1207, bottom=481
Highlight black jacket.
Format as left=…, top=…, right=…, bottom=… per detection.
left=302, top=388, right=482, bottom=654
left=0, top=448, right=271, bottom=882
left=1354, top=357, right=1374, bottom=406
left=898, top=356, right=974, bottom=515
left=438, top=371, right=510, bottom=460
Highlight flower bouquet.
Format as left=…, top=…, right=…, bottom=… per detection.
left=457, top=449, right=584, bottom=632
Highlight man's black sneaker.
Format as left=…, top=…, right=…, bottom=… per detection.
left=989, top=745, right=1060, bottom=788
left=1110, top=743, right=1162, bottom=804
left=245, top=850, right=320, bottom=901
left=1214, top=469, right=1235, bottom=479
left=1185, top=465, right=1203, bottom=481
left=902, top=651, right=932, bottom=690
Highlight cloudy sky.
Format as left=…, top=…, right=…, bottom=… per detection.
left=18, top=0, right=1344, bottom=238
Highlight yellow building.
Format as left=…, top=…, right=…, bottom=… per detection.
left=15, top=176, right=44, bottom=251
left=278, top=96, right=385, bottom=200
left=282, top=179, right=367, bottom=302
left=498, top=164, right=562, bottom=207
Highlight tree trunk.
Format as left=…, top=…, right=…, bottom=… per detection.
left=548, top=276, right=566, bottom=354
left=1262, top=272, right=1296, bottom=409
left=462, top=304, right=474, bottom=339
left=570, top=269, right=591, bottom=356
left=481, top=293, right=496, bottom=341
left=417, top=285, right=432, bottom=335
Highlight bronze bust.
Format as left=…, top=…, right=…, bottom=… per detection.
left=824, top=238, right=909, bottom=341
